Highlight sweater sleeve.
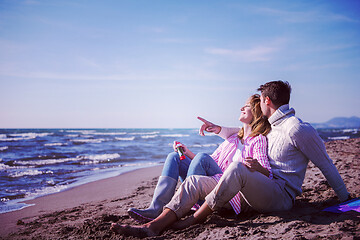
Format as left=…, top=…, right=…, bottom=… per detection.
left=218, top=127, right=241, bottom=140
left=291, top=123, right=349, bottom=201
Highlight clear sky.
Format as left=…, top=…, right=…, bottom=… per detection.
left=1, top=0, right=359, bottom=128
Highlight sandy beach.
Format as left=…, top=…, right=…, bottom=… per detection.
left=1, top=138, right=359, bottom=239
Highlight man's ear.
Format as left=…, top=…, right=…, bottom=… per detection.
left=265, top=96, right=271, bottom=105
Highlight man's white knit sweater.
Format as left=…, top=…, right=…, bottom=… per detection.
left=219, top=104, right=349, bottom=202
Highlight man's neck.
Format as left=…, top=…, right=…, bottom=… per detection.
left=267, top=107, right=278, bottom=118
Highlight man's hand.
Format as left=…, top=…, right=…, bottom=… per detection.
left=197, top=116, right=221, bottom=136
left=244, top=158, right=270, bottom=177
left=244, top=158, right=262, bottom=171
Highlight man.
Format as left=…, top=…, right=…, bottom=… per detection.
left=112, top=81, right=349, bottom=237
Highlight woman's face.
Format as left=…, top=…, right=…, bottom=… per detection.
left=239, top=98, right=253, bottom=124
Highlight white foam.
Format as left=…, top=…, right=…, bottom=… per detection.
left=71, top=138, right=105, bottom=144
left=91, top=132, right=127, bottom=136
left=0, top=136, right=34, bottom=141
left=78, top=153, right=120, bottom=165
left=25, top=185, right=68, bottom=199
left=65, top=134, right=79, bottom=137
left=8, top=170, right=53, bottom=178
left=161, top=134, right=190, bottom=137
left=9, top=132, right=53, bottom=138
left=0, top=146, right=8, bottom=151
left=0, top=163, right=29, bottom=170
left=13, top=158, right=79, bottom=166
left=115, top=137, right=135, bottom=141
left=65, top=130, right=96, bottom=134
left=85, top=153, right=120, bottom=161
left=1, top=198, right=9, bottom=202
left=190, top=143, right=219, bottom=148
left=141, top=135, right=158, bottom=139
left=131, top=131, right=160, bottom=135
left=342, top=128, right=358, bottom=133
left=44, top=142, right=67, bottom=146
left=328, top=136, right=350, bottom=140
left=0, top=132, right=52, bottom=141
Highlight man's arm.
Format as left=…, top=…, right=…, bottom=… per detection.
left=291, top=123, right=349, bottom=202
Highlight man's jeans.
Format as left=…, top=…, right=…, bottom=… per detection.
left=166, top=161, right=294, bottom=219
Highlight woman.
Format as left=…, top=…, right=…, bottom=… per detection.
left=113, top=94, right=273, bottom=237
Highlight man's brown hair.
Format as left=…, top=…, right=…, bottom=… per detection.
left=257, top=80, right=292, bottom=107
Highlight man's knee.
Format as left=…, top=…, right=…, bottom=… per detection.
left=183, top=175, right=200, bottom=187
left=228, top=161, right=246, bottom=172
left=225, top=161, right=251, bottom=180
left=183, top=175, right=212, bottom=191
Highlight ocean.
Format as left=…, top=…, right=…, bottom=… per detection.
left=0, top=128, right=359, bottom=214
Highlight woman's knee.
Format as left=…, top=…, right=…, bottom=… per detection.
left=166, top=152, right=180, bottom=162
left=192, top=152, right=210, bottom=163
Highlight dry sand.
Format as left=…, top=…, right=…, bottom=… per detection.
left=1, top=138, right=359, bottom=239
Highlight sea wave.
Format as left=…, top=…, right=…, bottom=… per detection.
left=24, top=185, right=69, bottom=200
left=328, top=136, right=350, bottom=140
left=65, top=130, right=96, bottom=134
left=0, top=132, right=53, bottom=141
left=191, top=143, right=219, bottom=148
left=0, top=163, right=29, bottom=170
left=131, top=131, right=160, bottom=135
left=70, top=138, right=106, bottom=144
left=83, top=153, right=120, bottom=161
left=0, top=136, right=35, bottom=142
left=0, top=146, right=8, bottom=151
left=115, top=137, right=135, bottom=141
left=8, top=170, right=54, bottom=178
left=66, top=134, right=79, bottom=137
left=141, top=135, right=158, bottom=139
left=12, top=153, right=121, bottom=166
left=44, top=143, right=67, bottom=146
left=161, top=134, right=190, bottom=138
left=341, top=129, right=359, bottom=133
left=91, top=132, right=127, bottom=136
left=9, top=132, right=53, bottom=138
left=13, top=158, right=79, bottom=166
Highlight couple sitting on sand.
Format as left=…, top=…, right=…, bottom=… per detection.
left=112, top=80, right=350, bottom=237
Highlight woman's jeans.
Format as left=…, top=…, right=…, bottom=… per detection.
left=161, top=152, right=223, bottom=182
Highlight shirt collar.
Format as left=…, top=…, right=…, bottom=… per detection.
left=268, top=104, right=295, bottom=126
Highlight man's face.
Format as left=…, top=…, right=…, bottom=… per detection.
left=260, top=93, right=269, bottom=117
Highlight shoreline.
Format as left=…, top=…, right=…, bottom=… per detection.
left=0, top=162, right=163, bottom=215
left=0, top=165, right=163, bottom=236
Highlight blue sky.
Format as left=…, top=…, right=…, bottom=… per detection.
left=1, top=0, right=359, bottom=128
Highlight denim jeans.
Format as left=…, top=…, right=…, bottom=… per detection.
left=161, top=152, right=223, bottom=182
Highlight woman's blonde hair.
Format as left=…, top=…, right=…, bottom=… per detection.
left=238, top=94, right=271, bottom=139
